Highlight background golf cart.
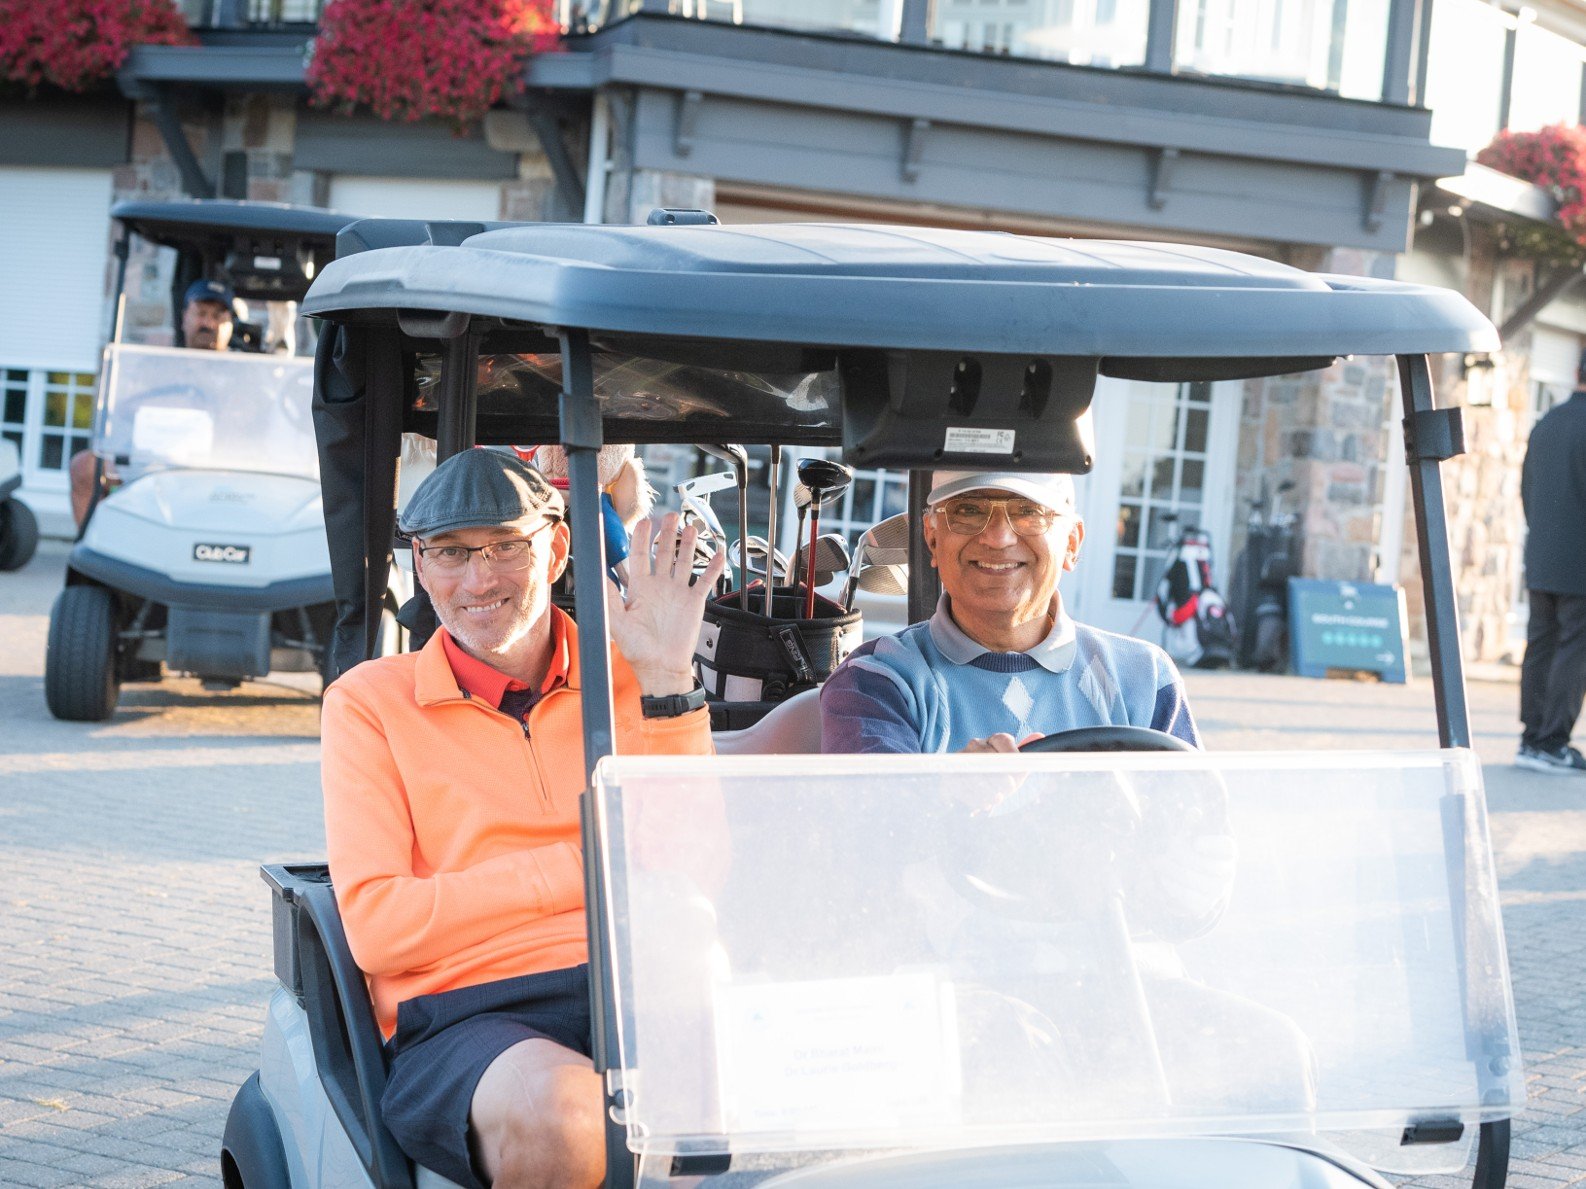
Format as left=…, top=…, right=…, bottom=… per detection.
left=0, top=437, right=40, bottom=571
left=43, top=200, right=386, bottom=722
left=224, top=217, right=1519, bottom=1189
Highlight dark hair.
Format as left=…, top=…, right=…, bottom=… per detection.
left=1578, top=348, right=1586, bottom=387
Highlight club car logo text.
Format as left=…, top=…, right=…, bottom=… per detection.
left=193, top=543, right=251, bottom=565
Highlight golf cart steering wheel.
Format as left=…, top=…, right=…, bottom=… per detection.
left=1018, top=725, right=1195, bottom=754
left=946, top=726, right=1194, bottom=921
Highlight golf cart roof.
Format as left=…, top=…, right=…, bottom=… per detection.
left=304, top=219, right=1498, bottom=365
left=113, top=199, right=358, bottom=304
left=114, top=199, right=354, bottom=246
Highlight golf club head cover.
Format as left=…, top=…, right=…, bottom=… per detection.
left=532, top=444, right=655, bottom=529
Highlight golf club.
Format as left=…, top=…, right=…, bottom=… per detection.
left=786, top=482, right=812, bottom=587
left=729, top=536, right=789, bottom=593
left=793, top=532, right=853, bottom=592
left=675, top=470, right=736, bottom=546
left=842, top=511, right=910, bottom=610
left=764, top=445, right=781, bottom=617
left=856, top=561, right=909, bottom=597
left=699, top=444, right=749, bottom=590
left=796, top=457, right=855, bottom=616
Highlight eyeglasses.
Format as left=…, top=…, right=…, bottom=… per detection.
left=415, top=520, right=558, bottom=573
left=931, top=497, right=1067, bottom=537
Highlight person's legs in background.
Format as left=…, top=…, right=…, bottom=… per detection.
left=1537, top=595, right=1586, bottom=752
left=68, top=449, right=110, bottom=530
left=1518, top=590, right=1586, bottom=772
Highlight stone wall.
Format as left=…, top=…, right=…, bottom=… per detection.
left=109, top=94, right=561, bottom=349
left=1230, top=248, right=1400, bottom=586
left=112, top=110, right=211, bottom=346
left=1391, top=247, right=1538, bottom=666
left=1230, top=238, right=1545, bottom=668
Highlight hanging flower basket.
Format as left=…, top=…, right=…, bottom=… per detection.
left=307, top=0, right=559, bottom=129
left=0, top=0, right=193, bottom=93
left=1477, top=123, right=1586, bottom=268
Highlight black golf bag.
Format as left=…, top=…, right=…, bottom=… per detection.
left=695, top=585, right=863, bottom=725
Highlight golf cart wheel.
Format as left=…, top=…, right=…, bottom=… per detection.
left=1253, top=615, right=1287, bottom=673
left=0, top=497, right=39, bottom=571
left=45, top=585, right=120, bottom=722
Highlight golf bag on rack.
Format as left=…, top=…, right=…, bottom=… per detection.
left=1154, top=527, right=1237, bottom=670
left=695, top=585, right=863, bottom=726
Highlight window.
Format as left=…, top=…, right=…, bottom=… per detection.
left=1111, top=381, right=1213, bottom=601
left=39, top=371, right=96, bottom=472
left=2, top=369, right=26, bottom=460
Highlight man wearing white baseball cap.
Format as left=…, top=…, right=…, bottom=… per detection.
left=821, top=469, right=1199, bottom=754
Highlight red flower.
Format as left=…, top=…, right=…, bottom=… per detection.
left=0, top=0, right=194, bottom=93
left=307, top=0, right=559, bottom=128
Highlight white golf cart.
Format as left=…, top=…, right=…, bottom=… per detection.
left=0, top=437, right=39, bottom=571
left=43, top=200, right=381, bottom=721
left=222, top=215, right=1521, bottom=1189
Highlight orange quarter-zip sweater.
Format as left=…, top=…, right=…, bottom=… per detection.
left=321, top=608, right=712, bottom=1039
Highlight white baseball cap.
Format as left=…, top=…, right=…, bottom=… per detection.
left=928, top=470, right=1077, bottom=511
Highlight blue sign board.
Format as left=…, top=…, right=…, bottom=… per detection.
left=1288, top=578, right=1408, bottom=683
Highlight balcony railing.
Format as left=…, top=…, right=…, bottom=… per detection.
left=562, top=0, right=1401, bottom=100
left=181, top=0, right=326, bottom=29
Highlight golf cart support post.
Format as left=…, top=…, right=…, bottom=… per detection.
left=298, top=218, right=1510, bottom=1189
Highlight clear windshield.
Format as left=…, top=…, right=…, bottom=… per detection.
left=95, top=343, right=318, bottom=481
left=593, top=749, right=1520, bottom=1174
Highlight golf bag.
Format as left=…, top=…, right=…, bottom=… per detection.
left=696, top=585, right=863, bottom=706
left=1154, top=527, right=1236, bottom=670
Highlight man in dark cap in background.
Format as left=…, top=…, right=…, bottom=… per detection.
left=323, top=448, right=723, bottom=1189
left=1517, top=353, right=1586, bottom=774
left=69, top=279, right=236, bottom=526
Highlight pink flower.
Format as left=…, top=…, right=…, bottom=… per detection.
left=1478, top=124, right=1586, bottom=245
left=308, top=0, right=559, bottom=129
left=0, top=0, right=193, bottom=92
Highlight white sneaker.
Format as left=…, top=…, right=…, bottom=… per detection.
left=1516, top=744, right=1586, bottom=774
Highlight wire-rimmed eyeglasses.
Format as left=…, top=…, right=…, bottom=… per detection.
left=414, top=519, right=559, bottom=573
left=930, top=497, right=1068, bottom=537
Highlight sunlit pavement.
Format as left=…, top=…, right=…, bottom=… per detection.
left=1, top=539, right=1583, bottom=1186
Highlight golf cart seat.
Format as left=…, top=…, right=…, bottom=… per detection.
left=712, top=687, right=823, bottom=754
left=225, top=863, right=467, bottom=1189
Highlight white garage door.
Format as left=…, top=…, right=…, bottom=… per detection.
left=0, top=167, right=113, bottom=530
left=328, top=176, right=504, bottom=223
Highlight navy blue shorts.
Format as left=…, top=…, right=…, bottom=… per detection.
left=381, top=965, right=593, bottom=1189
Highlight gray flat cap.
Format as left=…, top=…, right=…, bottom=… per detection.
left=399, top=448, right=564, bottom=538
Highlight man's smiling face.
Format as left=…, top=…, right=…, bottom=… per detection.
left=924, top=488, right=1084, bottom=645
left=413, top=522, right=570, bottom=662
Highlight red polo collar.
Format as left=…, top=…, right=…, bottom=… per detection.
left=438, top=611, right=571, bottom=712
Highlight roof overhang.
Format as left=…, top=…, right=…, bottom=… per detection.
left=1433, top=161, right=1557, bottom=224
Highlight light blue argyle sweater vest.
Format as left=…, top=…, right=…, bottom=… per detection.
left=821, top=599, right=1200, bottom=754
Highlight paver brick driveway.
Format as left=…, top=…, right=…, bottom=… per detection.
left=3, top=539, right=1585, bottom=1186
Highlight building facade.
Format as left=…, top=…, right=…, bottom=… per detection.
left=2, top=0, right=1581, bottom=662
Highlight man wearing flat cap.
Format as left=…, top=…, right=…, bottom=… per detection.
left=322, top=448, right=724, bottom=1189
left=822, top=470, right=1199, bottom=753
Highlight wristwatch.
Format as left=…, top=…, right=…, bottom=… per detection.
left=640, top=681, right=708, bottom=719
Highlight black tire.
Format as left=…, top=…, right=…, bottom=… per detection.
left=1253, top=614, right=1287, bottom=673
left=220, top=1073, right=292, bottom=1189
left=45, top=585, right=120, bottom=721
left=0, top=498, right=39, bottom=571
